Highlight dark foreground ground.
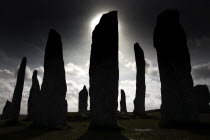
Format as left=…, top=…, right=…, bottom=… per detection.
left=0, top=111, right=210, bottom=140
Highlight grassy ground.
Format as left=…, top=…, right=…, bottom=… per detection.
left=0, top=112, right=210, bottom=140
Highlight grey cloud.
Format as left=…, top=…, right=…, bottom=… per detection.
left=189, top=37, right=210, bottom=50
left=66, top=80, right=84, bottom=112
left=0, top=69, right=14, bottom=79
left=0, top=96, right=7, bottom=104
left=145, top=93, right=150, bottom=98
left=192, top=63, right=210, bottom=80
left=65, top=62, right=87, bottom=78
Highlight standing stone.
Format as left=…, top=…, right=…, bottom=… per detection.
left=153, top=10, right=199, bottom=122
left=120, top=89, right=127, bottom=113
left=27, top=70, right=40, bottom=120
left=1, top=100, right=12, bottom=120
left=194, top=85, right=210, bottom=113
left=34, top=29, right=67, bottom=128
left=89, top=11, right=119, bottom=128
left=133, top=43, right=146, bottom=115
left=8, top=57, right=27, bottom=122
left=78, top=85, right=88, bottom=112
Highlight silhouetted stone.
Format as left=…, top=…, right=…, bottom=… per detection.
left=27, top=70, right=40, bottom=120
left=8, top=57, right=27, bottom=122
left=89, top=11, right=119, bottom=129
left=34, top=29, right=67, bottom=128
left=79, top=85, right=88, bottom=112
left=120, top=89, right=127, bottom=113
left=194, top=85, right=210, bottom=113
left=1, top=100, right=12, bottom=120
left=153, top=10, right=199, bottom=122
left=133, top=43, right=146, bottom=115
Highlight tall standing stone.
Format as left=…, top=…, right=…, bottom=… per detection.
left=8, top=57, right=27, bottom=122
left=34, top=29, right=67, bottom=128
left=194, top=85, right=210, bottom=113
left=1, top=100, right=12, bottom=120
left=78, top=85, right=88, bottom=112
left=120, top=89, right=127, bottom=113
left=89, top=11, right=119, bottom=128
left=153, top=10, right=199, bottom=122
left=27, top=70, right=40, bottom=120
left=133, top=43, right=146, bottom=115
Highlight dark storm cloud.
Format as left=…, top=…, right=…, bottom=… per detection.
left=0, top=0, right=210, bottom=53
left=189, top=37, right=210, bottom=65
left=0, top=0, right=209, bottom=83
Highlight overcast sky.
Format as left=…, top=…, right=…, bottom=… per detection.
left=0, top=0, right=210, bottom=114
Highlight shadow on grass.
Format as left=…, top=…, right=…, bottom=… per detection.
left=132, top=114, right=160, bottom=120
left=159, top=120, right=210, bottom=136
left=0, top=126, right=46, bottom=140
left=78, top=128, right=129, bottom=140
left=186, top=123, right=210, bottom=136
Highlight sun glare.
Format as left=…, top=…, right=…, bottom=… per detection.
left=90, top=13, right=103, bottom=31
left=90, top=12, right=123, bottom=34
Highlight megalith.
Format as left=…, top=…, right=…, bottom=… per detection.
left=1, top=100, right=12, bottom=120
left=78, top=85, right=88, bottom=112
left=133, top=43, right=146, bottom=115
left=8, top=57, right=27, bottom=122
left=34, top=29, right=67, bottom=128
left=194, top=85, right=210, bottom=113
left=89, top=11, right=119, bottom=128
left=27, top=70, right=40, bottom=120
left=120, top=89, right=127, bottom=113
left=153, top=10, right=199, bottom=122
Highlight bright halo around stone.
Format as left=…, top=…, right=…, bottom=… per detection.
left=90, top=13, right=103, bottom=31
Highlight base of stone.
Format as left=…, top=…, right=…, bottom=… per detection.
left=31, top=122, right=69, bottom=130
left=5, top=119, right=19, bottom=126
left=88, top=122, right=122, bottom=131
left=159, top=119, right=203, bottom=129
left=78, top=126, right=128, bottom=140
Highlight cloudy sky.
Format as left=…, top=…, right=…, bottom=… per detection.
left=0, top=0, right=210, bottom=114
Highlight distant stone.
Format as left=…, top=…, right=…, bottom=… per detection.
left=79, top=85, right=88, bottom=112
left=194, top=85, right=210, bottom=113
left=133, top=43, right=146, bottom=115
left=33, top=29, right=67, bottom=128
left=120, top=89, right=127, bottom=113
left=89, top=11, right=119, bottom=128
left=8, top=57, right=27, bottom=122
left=153, top=10, right=199, bottom=122
left=1, top=100, right=12, bottom=120
left=27, top=70, right=40, bottom=120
